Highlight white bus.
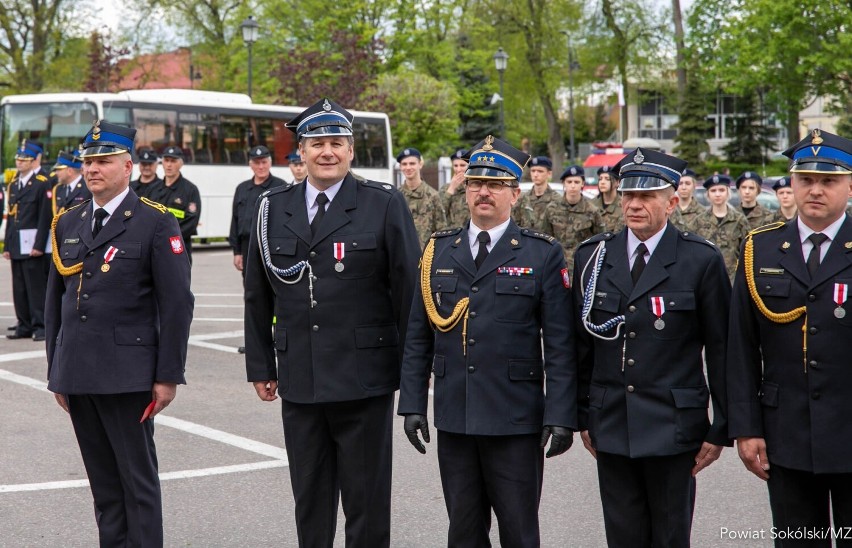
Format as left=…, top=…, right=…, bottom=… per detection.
left=1, top=90, right=394, bottom=240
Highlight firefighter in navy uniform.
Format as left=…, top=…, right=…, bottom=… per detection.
left=148, top=146, right=201, bottom=262
left=45, top=120, right=193, bottom=547
left=4, top=139, right=53, bottom=341
left=130, top=147, right=163, bottom=199
left=399, top=135, right=577, bottom=547
left=243, top=98, right=420, bottom=548
left=573, top=148, right=731, bottom=548
left=51, top=151, right=91, bottom=216
left=229, top=145, right=288, bottom=277
left=728, top=129, right=852, bottom=545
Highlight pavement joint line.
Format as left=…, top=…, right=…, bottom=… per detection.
left=194, top=304, right=244, bottom=308
left=0, top=368, right=290, bottom=489
left=189, top=330, right=244, bottom=341
left=0, top=350, right=46, bottom=364
left=188, top=340, right=240, bottom=353
left=0, top=460, right=288, bottom=493
left=192, top=293, right=243, bottom=297
left=192, top=318, right=243, bottom=322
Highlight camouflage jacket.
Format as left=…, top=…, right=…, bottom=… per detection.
left=542, top=197, right=605, bottom=271
left=513, top=185, right=560, bottom=230
left=441, top=189, right=469, bottom=229
left=740, top=203, right=776, bottom=230
left=692, top=206, right=750, bottom=280
left=671, top=199, right=707, bottom=234
left=773, top=209, right=797, bottom=223
left=402, top=181, right=447, bottom=250
left=593, top=193, right=624, bottom=234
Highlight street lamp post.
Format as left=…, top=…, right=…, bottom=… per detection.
left=240, top=15, right=259, bottom=99
left=493, top=47, right=509, bottom=140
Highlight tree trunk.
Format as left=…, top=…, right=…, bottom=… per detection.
left=539, top=91, right=565, bottom=176
left=786, top=104, right=800, bottom=148
left=602, top=0, right=630, bottom=140
left=672, top=0, right=687, bottom=109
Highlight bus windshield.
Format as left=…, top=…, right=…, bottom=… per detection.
left=1, top=102, right=97, bottom=170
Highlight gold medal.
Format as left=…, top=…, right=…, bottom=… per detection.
left=101, top=264, right=110, bottom=272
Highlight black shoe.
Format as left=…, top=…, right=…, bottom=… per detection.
left=7, top=325, right=18, bottom=332
left=7, top=331, right=33, bottom=340
left=33, top=332, right=46, bottom=342
left=238, top=346, right=246, bottom=354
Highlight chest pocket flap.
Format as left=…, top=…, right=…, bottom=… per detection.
left=651, top=291, right=696, bottom=311
left=496, top=276, right=535, bottom=296
left=269, top=237, right=297, bottom=256
left=61, top=243, right=83, bottom=260
left=592, top=292, right=621, bottom=313
left=113, top=242, right=141, bottom=259
left=339, top=232, right=377, bottom=251
left=755, top=276, right=791, bottom=298
left=430, top=275, right=458, bottom=293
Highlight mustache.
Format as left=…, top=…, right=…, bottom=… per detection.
left=475, top=198, right=494, bottom=205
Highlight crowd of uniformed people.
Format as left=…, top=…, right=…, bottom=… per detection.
left=7, top=95, right=852, bottom=548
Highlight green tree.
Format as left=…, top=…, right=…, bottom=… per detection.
left=722, top=92, right=777, bottom=164
left=688, top=0, right=852, bottom=147
left=0, top=0, right=74, bottom=91
left=366, top=71, right=460, bottom=159
left=673, top=72, right=712, bottom=167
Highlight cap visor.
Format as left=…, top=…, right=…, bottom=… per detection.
left=300, top=126, right=353, bottom=139
left=464, top=167, right=518, bottom=181
left=790, top=161, right=852, bottom=175
left=79, top=146, right=129, bottom=158
left=617, top=175, right=674, bottom=191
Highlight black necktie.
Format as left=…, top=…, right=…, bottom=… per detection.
left=93, top=208, right=109, bottom=238
left=474, top=231, right=490, bottom=270
left=806, top=233, right=828, bottom=278
left=311, top=193, right=329, bottom=236
left=631, top=243, right=648, bottom=285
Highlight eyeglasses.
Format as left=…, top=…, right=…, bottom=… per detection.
left=465, top=180, right=516, bottom=193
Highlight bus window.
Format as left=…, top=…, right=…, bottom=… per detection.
left=179, top=111, right=220, bottom=164
left=134, top=108, right=177, bottom=154
left=1, top=102, right=97, bottom=168
left=103, top=105, right=132, bottom=126
left=352, top=118, right=388, bottom=169
left=221, top=115, right=249, bottom=165
left=249, top=116, right=296, bottom=165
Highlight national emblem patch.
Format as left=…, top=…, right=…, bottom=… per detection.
left=170, top=236, right=184, bottom=254
left=561, top=267, right=571, bottom=289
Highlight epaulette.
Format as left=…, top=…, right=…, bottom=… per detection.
left=35, top=174, right=48, bottom=182
left=521, top=228, right=557, bottom=244
left=431, top=227, right=462, bottom=239
left=141, top=197, right=168, bottom=214
left=679, top=230, right=717, bottom=248
left=49, top=171, right=56, bottom=177
left=749, top=221, right=786, bottom=238
left=59, top=199, right=90, bottom=218
left=261, top=185, right=291, bottom=199
left=360, top=179, right=395, bottom=192
left=577, top=231, right=614, bottom=248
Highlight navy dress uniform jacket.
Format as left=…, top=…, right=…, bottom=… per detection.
left=6, top=169, right=52, bottom=258
left=728, top=217, right=852, bottom=474
left=573, top=223, right=731, bottom=457
left=229, top=174, right=288, bottom=256
left=53, top=179, right=92, bottom=215
left=46, top=192, right=194, bottom=394
left=398, top=222, right=578, bottom=435
left=244, top=173, right=421, bottom=403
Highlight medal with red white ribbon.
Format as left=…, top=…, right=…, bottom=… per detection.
left=834, top=283, right=847, bottom=319
left=651, top=296, right=666, bottom=330
left=333, top=242, right=345, bottom=272
left=102, top=245, right=118, bottom=273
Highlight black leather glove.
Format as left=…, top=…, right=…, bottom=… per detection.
left=540, top=425, right=573, bottom=458
left=403, top=414, right=431, bottom=454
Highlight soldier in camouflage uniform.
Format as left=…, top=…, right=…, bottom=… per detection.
left=772, top=176, right=797, bottom=222
left=593, top=165, right=623, bottom=233
left=692, top=174, right=750, bottom=280
left=736, top=171, right=775, bottom=229
left=512, top=156, right=559, bottom=230
left=398, top=147, right=447, bottom=249
left=442, top=148, right=470, bottom=228
left=541, top=164, right=604, bottom=271
left=671, top=169, right=706, bottom=233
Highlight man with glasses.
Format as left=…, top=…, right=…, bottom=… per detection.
left=4, top=139, right=52, bottom=341
left=399, top=135, right=577, bottom=547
